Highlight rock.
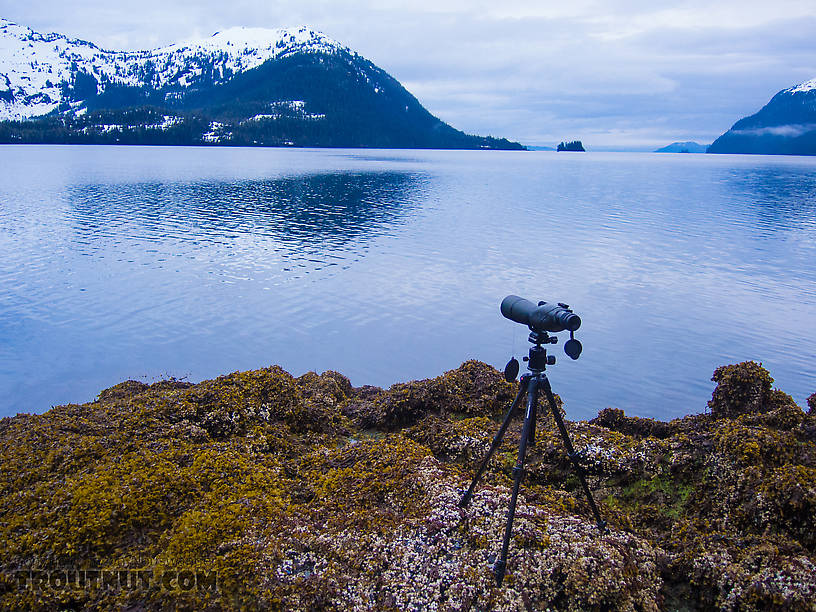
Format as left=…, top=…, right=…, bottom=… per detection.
left=708, top=361, right=774, bottom=418
left=341, top=360, right=514, bottom=430
left=591, top=407, right=673, bottom=438
left=97, top=379, right=150, bottom=402
left=0, top=360, right=813, bottom=611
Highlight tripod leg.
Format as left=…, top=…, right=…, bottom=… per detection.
left=540, top=376, right=607, bottom=533
left=528, top=395, right=536, bottom=448
left=494, top=376, right=538, bottom=587
left=459, top=376, right=529, bottom=509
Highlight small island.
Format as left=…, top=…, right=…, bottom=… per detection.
left=557, top=140, right=585, bottom=152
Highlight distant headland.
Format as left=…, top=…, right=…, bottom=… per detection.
left=708, top=77, right=816, bottom=156
left=655, top=141, right=708, bottom=153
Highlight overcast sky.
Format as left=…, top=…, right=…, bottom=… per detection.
left=2, top=1, right=814, bottom=149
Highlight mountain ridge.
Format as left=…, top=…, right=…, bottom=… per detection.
left=0, top=18, right=350, bottom=121
left=0, top=18, right=523, bottom=149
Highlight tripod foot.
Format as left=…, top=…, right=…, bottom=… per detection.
left=492, top=559, right=507, bottom=586
left=458, top=491, right=473, bottom=509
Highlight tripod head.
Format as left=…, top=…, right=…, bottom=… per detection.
left=525, top=330, right=558, bottom=373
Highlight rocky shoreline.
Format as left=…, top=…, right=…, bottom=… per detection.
left=0, top=360, right=814, bottom=610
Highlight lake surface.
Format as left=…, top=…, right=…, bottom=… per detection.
left=1, top=145, right=815, bottom=420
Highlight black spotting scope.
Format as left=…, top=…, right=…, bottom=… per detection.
left=500, top=295, right=581, bottom=333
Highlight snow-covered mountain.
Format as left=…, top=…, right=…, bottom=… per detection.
left=0, top=18, right=522, bottom=149
left=0, top=19, right=349, bottom=120
left=708, top=77, right=816, bottom=155
left=0, top=18, right=345, bottom=120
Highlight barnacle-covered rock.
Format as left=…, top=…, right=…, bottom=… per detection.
left=341, top=360, right=515, bottom=430
left=0, top=360, right=813, bottom=611
left=403, top=414, right=495, bottom=463
left=708, top=361, right=774, bottom=418
left=591, top=407, right=673, bottom=438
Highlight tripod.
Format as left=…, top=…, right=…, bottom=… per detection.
left=458, top=330, right=607, bottom=586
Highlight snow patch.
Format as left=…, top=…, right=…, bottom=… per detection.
left=786, top=78, right=816, bottom=94
left=202, top=121, right=231, bottom=143
left=146, top=115, right=182, bottom=130
left=241, top=101, right=326, bottom=123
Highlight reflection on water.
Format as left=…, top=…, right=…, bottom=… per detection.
left=68, top=171, right=423, bottom=251
left=49, top=170, right=429, bottom=291
left=1, top=147, right=815, bottom=420
left=0, top=156, right=430, bottom=416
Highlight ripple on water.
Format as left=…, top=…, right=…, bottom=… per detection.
left=0, top=147, right=815, bottom=418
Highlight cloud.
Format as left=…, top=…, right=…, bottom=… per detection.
left=733, top=124, right=816, bottom=137
left=1, top=0, right=813, bottom=148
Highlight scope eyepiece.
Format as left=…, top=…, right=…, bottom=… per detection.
left=500, top=295, right=581, bottom=333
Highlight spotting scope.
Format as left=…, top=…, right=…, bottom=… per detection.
left=500, top=295, right=581, bottom=333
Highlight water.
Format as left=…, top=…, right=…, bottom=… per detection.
left=1, top=145, right=815, bottom=420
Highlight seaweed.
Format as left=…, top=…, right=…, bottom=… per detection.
left=0, top=360, right=813, bottom=610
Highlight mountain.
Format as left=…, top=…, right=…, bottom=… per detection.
left=0, top=18, right=523, bottom=149
left=655, top=141, right=707, bottom=153
left=708, top=78, right=816, bottom=155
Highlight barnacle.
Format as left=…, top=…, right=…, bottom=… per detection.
left=0, top=361, right=813, bottom=610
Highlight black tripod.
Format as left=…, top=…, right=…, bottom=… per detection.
left=458, top=330, right=607, bottom=586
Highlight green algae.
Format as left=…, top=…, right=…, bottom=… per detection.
left=0, top=360, right=813, bottom=610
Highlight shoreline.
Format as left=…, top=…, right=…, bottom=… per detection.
left=0, top=360, right=814, bottom=610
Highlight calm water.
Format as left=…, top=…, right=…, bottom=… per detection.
left=1, top=145, right=815, bottom=420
